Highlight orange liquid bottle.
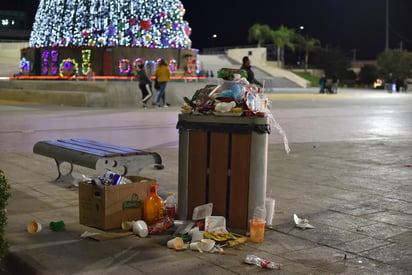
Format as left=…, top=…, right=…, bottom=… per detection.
left=143, top=183, right=164, bottom=225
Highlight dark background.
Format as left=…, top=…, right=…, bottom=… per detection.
left=3, top=0, right=412, bottom=59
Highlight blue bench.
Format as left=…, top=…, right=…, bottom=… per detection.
left=33, top=138, right=164, bottom=181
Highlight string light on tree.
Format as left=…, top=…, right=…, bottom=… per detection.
left=29, top=0, right=192, bottom=49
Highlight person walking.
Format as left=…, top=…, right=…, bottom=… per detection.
left=319, top=74, right=327, bottom=93
left=136, top=63, right=152, bottom=108
left=240, top=56, right=262, bottom=86
left=331, top=74, right=339, bottom=94
left=153, top=59, right=171, bottom=107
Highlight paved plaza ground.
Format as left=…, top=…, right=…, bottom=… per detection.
left=0, top=88, right=411, bottom=274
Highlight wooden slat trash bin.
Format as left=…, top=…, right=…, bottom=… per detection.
left=177, top=114, right=270, bottom=232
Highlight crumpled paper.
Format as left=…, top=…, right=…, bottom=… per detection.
left=293, top=214, right=314, bottom=229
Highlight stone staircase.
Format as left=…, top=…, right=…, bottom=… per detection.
left=198, top=54, right=301, bottom=89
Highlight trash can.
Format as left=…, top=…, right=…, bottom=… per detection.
left=177, top=114, right=270, bottom=231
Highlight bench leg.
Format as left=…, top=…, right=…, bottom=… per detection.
left=54, top=159, right=75, bottom=182
left=151, top=152, right=165, bottom=170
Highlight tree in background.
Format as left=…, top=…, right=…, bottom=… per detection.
left=376, top=49, right=412, bottom=80
left=29, top=0, right=192, bottom=48
left=311, top=47, right=351, bottom=79
left=359, top=64, right=379, bottom=87
left=247, top=23, right=272, bottom=47
left=294, top=33, right=320, bottom=71
left=270, top=25, right=295, bottom=67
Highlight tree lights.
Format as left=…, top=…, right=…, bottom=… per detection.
left=29, top=0, right=192, bottom=49
left=20, top=0, right=197, bottom=78
left=59, top=58, right=79, bottom=77
left=81, top=49, right=91, bottom=75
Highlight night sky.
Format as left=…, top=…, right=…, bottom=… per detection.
left=3, top=0, right=412, bottom=59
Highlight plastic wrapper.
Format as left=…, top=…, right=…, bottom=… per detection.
left=148, top=216, right=174, bottom=234
left=175, top=220, right=195, bottom=235
left=293, top=214, right=314, bottom=229
left=192, top=203, right=213, bottom=221
left=209, top=79, right=248, bottom=105
left=244, top=254, right=283, bottom=270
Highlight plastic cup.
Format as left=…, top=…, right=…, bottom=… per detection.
left=249, top=219, right=266, bottom=243
left=188, top=227, right=204, bottom=242
left=189, top=242, right=200, bottom=251
left=132, top=220, right=148, bottom=238
left=27, top=221, right=42, bottom=234
left=200, top=239, right=215, bottom=252
left=265, top=198, right=275, bottom=227
left=167, top=237, right=184, bottom=249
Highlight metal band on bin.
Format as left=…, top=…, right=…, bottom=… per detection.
left=176, top=121, right=271, bottom=134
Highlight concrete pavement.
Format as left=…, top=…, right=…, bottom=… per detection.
left=0, top=88, right=411, bottom=274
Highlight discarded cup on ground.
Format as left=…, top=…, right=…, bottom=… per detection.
left=167, top=237, right=184, bottom=249
left=199, top=238, right=215, bottom=252
left=189, top=242, right=200, bottom=251
left=132, top=220, right=148, bottom=238
left=249, top=219, right=266, bottom=243
left=121, top=220, right=134, bottom=231
left=265, top=198, right=275, bottom=227
left=188, top=227, right=204, bottom=242
left=27, top=221, right=42, bottom=234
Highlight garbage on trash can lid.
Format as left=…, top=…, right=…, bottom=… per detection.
left=293, top=214, right=314, bottom=229
left=192, top=203, right=213, bottom=221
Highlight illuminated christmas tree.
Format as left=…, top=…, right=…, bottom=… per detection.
left=29, top=0, right=192, bottom=48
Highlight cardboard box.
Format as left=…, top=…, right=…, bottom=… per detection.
left=79, top=176, right=154, bottom=230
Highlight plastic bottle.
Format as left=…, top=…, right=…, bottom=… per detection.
left=164, top=192, right=176, bottom=219
left=244, top=254, right=283, bottom=270
left=143, top=183, right=164, bottom=225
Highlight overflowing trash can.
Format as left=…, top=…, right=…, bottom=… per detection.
left=177, top=114, right=270, bottom=231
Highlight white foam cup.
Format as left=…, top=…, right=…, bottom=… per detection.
left=189, top=242, right=200, bottom=250
left=200, top=239, right=215, bottom=252
left=132, top=220, right=148, bottom=237
left=27, top=221, right=42, bottom=234
left=188, top=227, right=204, bottom=242
left=265, top=198, right=275, bottom=226
left=167, top=237, right=184, bottom=249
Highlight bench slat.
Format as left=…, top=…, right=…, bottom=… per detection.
left=70, top=138, right=149, bottom=155
left=58, top=139, right=131, bottom=156
left=44, top=140, right=120, bottom=157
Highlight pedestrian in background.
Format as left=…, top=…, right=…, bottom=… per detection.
left=136, top=63, right=152, bottom=108
left=240, top=56, right=262, bottom=86
left=153, top=59, right=171, bottom=107
left=386, top=73, right=394, bottom=93
left=331, top=74, right=339, bottom=94
left=319, top=74, right=327, bottom=93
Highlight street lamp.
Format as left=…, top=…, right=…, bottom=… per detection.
left=297, top=26, right=304, bottom=67
left=385, top=0, right=389, bottom=49
left=212, top=34, right=217, bottom=47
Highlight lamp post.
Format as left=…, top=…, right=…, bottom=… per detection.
left=298, top=26, right=304, bottom=67
left=212, top=34, right=217, bottom=48
left=385, top=0, right=389, bottom=49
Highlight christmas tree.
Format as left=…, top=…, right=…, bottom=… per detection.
left=29, top=0, right=192, bottom=49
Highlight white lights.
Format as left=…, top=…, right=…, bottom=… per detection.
left=29, top=0, right=192, bottom=48
left=1, top=19, right=15, bottom=26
